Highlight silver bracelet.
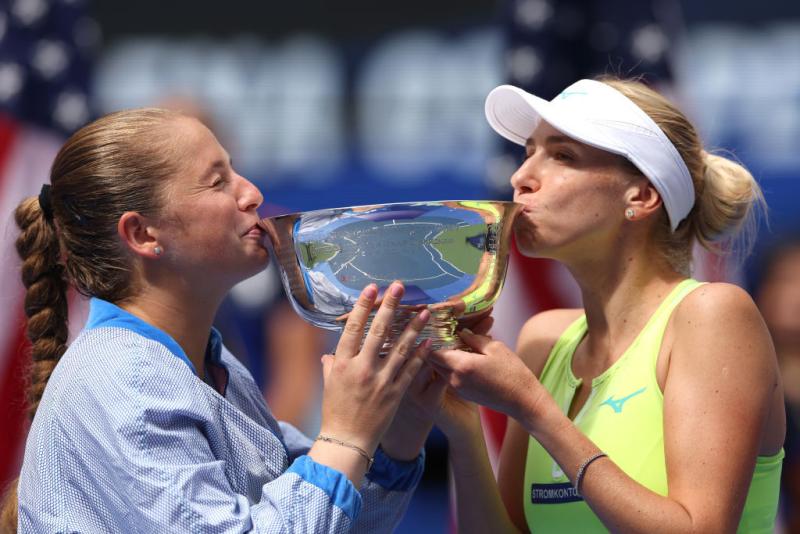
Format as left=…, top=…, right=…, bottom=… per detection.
left=315, top=434, right=375, bottom=471
left=573, top=452, right=607, bottom=496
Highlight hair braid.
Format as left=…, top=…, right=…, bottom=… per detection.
left=14, top=197, right=69, bottom=420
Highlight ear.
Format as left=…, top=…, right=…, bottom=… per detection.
left=623, top=178, right=662, bottom=221
left=118, top=211, right=161, bottom=258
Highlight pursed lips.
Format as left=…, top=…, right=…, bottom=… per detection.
left=515, top=203, right=536, bottom=218
left=242, top=224, right=266, bottom=240
left=242, top=221, right=260, bottom=234
left=513, top=206, right=537, bottom=232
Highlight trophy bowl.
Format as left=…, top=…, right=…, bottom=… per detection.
left=260, top=200, right=522, bottom=351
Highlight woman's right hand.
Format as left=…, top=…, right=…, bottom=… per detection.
left=428, top=313, right=496, bottom=442
left=317, top=281, right=431, bottom=457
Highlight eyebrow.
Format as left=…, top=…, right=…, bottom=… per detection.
left=525, top=135, right=579, bottom=149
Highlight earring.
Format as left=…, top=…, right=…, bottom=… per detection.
left=625, top=208, right=635, bottom=220
left=154, top=246, right=163, bottom=256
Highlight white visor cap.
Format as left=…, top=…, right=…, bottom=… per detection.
left=485, top=79, right=694, bottom=231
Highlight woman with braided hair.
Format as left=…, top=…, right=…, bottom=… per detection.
left=2, top=108, right=444, bottom=533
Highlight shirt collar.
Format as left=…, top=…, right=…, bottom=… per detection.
left=85, top=297, right=223, bottom=375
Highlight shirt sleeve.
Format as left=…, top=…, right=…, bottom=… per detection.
left=352, top=447, right=426, bottom=533
left=279, top=421, right=426, bottom=533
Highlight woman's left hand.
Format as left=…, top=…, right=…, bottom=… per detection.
left=379, top=360, right=448, bottom=461
left=425, top=330, right=545, bottom=421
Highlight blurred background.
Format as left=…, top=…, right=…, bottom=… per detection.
left=1, top=0, right=799, bottom=532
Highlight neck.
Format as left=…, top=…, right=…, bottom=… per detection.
left=565, top=235, right=684, bottom=362
left=120, top=286, right=223, bottom=380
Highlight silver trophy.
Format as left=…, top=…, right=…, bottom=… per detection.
left=260, top=200, right=522, bottom=351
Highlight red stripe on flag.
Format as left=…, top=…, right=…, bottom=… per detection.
left=0, top=314, right=29, bottom=488
left=0, top=114, right=19, bottom=168
left=0, top=114, right=27, bottom=488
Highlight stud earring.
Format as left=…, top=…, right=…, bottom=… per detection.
left=154, top=246, right=163, bottom=256
left=625, top=208, right=635, bottom=220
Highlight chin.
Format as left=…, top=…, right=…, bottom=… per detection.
left=515, top=230, right=558, bottom=260
left=514, top=227, right=539, bottom=254
left=227, top=251, right=270, bottom=281
left=246, top=251, right=270, bottom=272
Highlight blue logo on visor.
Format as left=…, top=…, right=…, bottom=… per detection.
left=558, top=90, right=588, bottom=99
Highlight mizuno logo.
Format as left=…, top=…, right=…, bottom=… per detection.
left=558, top=90, right=587, bottom=99
left=600, top=387, right=646, bottom=413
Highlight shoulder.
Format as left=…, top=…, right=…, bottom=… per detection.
left=82, top=326, right=194, bottom=373
left=58, top=327, right=202, bottom=409
left=516, top=308, right=584, bottom=377
left=28, top=329, right=207, bottom=463
left=672, top=282, right=769, bottom=347
left=675, top=281, right=760, bottom=321
left=669, top=281, right=775, bottom=380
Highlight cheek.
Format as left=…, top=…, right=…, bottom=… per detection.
left=559, top=178, right=622, bottom=218
left=537, top=186, right=595, bottom=221
left=174, top=216, right=236, bottom=257
left=537, top=188, right=620, bottom=242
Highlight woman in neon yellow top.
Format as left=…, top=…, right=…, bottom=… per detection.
left=423, top=77, right=786, bottom=532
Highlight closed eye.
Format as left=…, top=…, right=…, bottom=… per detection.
left=211, top=175, right=229, bottom=188
left=553, top=150, right=575, bottom=162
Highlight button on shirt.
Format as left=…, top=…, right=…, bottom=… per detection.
left=18, top=298, right=424, bottom=533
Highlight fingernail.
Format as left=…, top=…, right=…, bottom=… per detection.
left=418, top=309, right=430, bottom=323
left=390, top=283, right=403, bottom=297
left=461, top=328, right=474, bottom=335
left=422, top=338, right=433, bottom=350
left=364, top=284, right=377, bottom=298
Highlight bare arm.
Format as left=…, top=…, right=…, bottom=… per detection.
left=446, top=408, right=521, bottom=534
left=438, top=309, right=582, bottom=533
left=516, top=284, right=779, bottom=533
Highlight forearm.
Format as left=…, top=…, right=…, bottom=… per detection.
left=379, top=410, right=431, bottom=461
left=448, top=426, right=521, bottom=534
left=519, top=396, right=702, bottom=534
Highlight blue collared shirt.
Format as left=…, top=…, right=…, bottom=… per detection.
left=18, top=298, right=424, bottom=533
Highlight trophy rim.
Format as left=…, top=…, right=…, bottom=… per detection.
left=259, top=199, right=523, bottom=222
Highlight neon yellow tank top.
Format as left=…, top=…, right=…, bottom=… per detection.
left=523, top=278, right=784, bottom=533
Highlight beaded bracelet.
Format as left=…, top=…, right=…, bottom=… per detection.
left=315, top=434, right=375, bottom=471
left=573, top=452, right=607, bottom=496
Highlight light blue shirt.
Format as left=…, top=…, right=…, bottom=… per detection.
left=18, top=298, right=424, bottom=533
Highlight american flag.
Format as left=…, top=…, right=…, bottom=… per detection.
left=0, top=0, right=97, bottom=489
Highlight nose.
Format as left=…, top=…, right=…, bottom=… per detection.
left=509, top=153, right=541, bottom=195
left=236, top=174, right=263, bottom=212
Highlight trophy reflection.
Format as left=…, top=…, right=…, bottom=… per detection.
left=260, top=200, right=522, bottom=351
